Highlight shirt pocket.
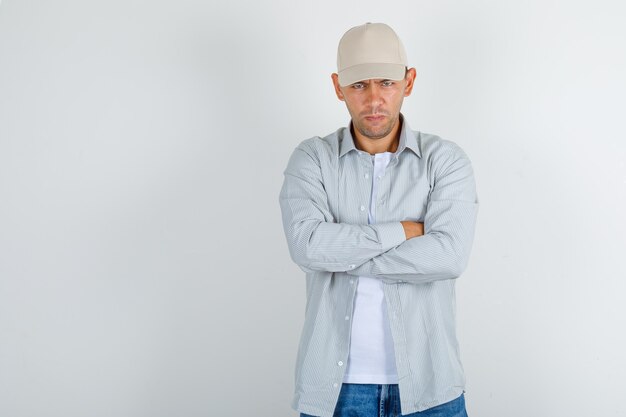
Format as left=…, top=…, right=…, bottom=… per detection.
left=386, top=174, right=430, bottom=222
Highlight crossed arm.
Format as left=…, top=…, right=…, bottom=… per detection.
left=279, top=142, right=478, bottom=285
left=401, top=221, right=425, bottom=240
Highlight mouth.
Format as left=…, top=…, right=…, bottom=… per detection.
left=364, top=115, right=386, bottom=122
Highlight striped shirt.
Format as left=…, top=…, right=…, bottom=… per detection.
left=278, top=116, right=478, bottom=417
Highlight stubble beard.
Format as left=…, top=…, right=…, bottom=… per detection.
left=353, top=114, right=398, bottom=140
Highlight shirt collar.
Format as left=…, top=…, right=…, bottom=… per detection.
left=339, top=113, right=422, bottom=158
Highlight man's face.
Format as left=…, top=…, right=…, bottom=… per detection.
left=331, top=68, right=416, bottom=140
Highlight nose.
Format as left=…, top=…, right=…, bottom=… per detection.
left=366, top=82, right=384, bottom=108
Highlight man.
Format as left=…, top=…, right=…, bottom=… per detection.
left=279, top=22, right=478, bottom=417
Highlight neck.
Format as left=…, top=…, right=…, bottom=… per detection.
left=352, top=118, right=402, bottom=155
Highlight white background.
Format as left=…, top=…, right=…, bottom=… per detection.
left=1, top=1, right=625, bottom=416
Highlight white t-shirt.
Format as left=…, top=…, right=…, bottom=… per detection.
left=343, top=151, right=399, bottom=384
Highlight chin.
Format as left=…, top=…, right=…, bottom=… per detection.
left=362, top=129, right=393, bottom=140
left=366, top=125, right=394, bottom=138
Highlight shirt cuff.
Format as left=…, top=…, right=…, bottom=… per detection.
left=373, top=222, right=406, bottom=252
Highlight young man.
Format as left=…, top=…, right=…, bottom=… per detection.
left=279, top=23, right=478, bottom=417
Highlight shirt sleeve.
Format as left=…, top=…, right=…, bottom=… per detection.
left=279, top=143, right=406, bottom=273
left=347, top=143, right=479, bottom=284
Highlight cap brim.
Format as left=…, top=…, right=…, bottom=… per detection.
left=338, top=63, right=406, bottom=86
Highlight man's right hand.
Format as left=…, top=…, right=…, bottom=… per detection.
left=401, top=221, right=424, bottom=240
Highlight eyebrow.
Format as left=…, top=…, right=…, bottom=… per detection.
left=352, top=79, right=393, bottom=85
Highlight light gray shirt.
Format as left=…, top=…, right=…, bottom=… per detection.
left=279, top=116, right=478, bottom=417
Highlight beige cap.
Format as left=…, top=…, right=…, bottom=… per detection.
left=337, top=22, right=408, bottom=87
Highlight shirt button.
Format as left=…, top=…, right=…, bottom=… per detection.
left=348, top=264, right=355, bottom=269
left=364, top=173, right=369, bottom=179
left=338, top=361, right=344, bottom=366
left=345, top=315, right=350, bottom=320
left=377, top=176, right=382, bottom=180
left=333, top=382, right=339, bottom=388
left=360, top=205, right=365, bottom=211
left=349, top=279, right=354, bottom=284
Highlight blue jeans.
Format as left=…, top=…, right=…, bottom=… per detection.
left=301, top=384, right=468, bottom=417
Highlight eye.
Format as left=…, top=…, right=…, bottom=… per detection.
left=381, top=80, right=394, bottom=87
left=351, top=82, right=365, bottom=89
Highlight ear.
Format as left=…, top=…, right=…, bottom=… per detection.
left=331, top=73, right=345, bottom=101
left=403, top=68, right=417, bottom=97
